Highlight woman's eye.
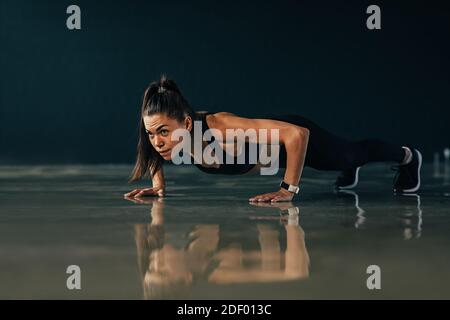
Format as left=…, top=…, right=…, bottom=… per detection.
left=160, top=130, right=169, bottom=136
left=147, top=132, right=154, bottom=139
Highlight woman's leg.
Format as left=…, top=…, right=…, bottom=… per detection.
left=351, top=139, right=406, bottom=168
left=331, top=139, right=409, bottom=190
left=271, top=115, right=413, bottom=190
left=281, top=116, right=407, bottom=171
left=301, top=119, right=422, bottom=192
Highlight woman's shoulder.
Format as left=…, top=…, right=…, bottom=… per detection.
left=207, top=111, right=237, bottom=117
left=195, top=111, right=238, bottom=126
left=197, top=111, right=262, bottom=119
left=195, top=111, right=236, bottom=118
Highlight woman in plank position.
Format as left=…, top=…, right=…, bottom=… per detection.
left=125, top=75, right=422, bottom=202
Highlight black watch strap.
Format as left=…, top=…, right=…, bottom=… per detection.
left=280, top=181, right=300, bottom=194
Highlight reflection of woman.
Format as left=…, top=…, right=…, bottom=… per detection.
left=135, top=198, right=220, bottom=299
left=125, top=75, right=422, bottom=202
left=134, top=198, right=310, bottom=299
left=209, top=221, right=310, bottom=284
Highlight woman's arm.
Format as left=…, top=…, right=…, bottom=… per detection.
left=283, top=126, right=309, bottom=187
left=124, top=166, right=165, bottom=198
left=212, top=113, right=309, bottom=202
left=151, top=166, right=165, bottom=191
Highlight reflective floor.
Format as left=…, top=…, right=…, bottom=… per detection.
left=0, top=164, right=449, bottom=299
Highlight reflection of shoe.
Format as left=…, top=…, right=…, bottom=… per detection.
left=398, top=193, right=422, bottom=240
left=393, top=147, right=422, bottom=193
left=335, top=167, right=360, bottom=190
left=336, top=190, right=366, bottom=228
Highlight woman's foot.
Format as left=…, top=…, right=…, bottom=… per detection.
left=334, top=167, right=361, bottom=190
left=393, top=147, right=422, bottom=193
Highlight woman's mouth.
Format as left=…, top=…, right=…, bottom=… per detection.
left=159, top=149, right=171, bottom=156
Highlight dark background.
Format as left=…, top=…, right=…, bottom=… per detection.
left=1, top=0, right=449, bottom=164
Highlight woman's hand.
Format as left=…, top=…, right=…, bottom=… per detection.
left=249, top=188, right=294, bottom=202
left=124, top=195, right=164, bottom=205
left=124, top=186, right=165, bottom=199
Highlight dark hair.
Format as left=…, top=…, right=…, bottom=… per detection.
left=129, top=74, right=195, bottom=182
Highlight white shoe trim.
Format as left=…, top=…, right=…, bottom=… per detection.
left=338, top=167, right=361, bottom=190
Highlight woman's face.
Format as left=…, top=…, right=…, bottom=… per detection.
left=143, top=113, right=192, bottom=160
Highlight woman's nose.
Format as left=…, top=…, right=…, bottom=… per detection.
left=154, top=135, right=164, bottom=147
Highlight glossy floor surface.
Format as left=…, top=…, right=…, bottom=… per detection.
left=1, top=164, right=449, bottom=299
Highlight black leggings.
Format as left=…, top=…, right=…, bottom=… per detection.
left=269, top=114, right=405, bottom=171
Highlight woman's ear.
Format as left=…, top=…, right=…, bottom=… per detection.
left=185, top=116, right=193, bottom=132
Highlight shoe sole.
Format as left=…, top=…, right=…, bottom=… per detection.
left=337, top=167, right=361, bottom=190
left=395, top=149, right=422, bottom=193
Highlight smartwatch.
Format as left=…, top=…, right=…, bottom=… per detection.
left=280, top=181, right=300, bottom=194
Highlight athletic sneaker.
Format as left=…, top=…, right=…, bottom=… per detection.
left=393, top=147, right=422, bottom=193
left=334, top=167, right=361, bottom=190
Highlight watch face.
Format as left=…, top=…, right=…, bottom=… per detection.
left=281, top=181, right=298, bottom=194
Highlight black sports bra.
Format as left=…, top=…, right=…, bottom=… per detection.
left=191, top=112, right=258, bottom=175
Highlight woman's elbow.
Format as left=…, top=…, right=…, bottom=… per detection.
left=300, top=127, right=310, bottom=139
left=283, top=126, right=309, bottom=147
left=292, top=126, right=309, bottom=142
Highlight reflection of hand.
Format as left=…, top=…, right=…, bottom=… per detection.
left=249, top=202, right=299, bottom=225
left=124, top=195, right=165, bottom=205
left=249, top=201, right=295, bottom=211
left=124, top=186, right=165, bottom=198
